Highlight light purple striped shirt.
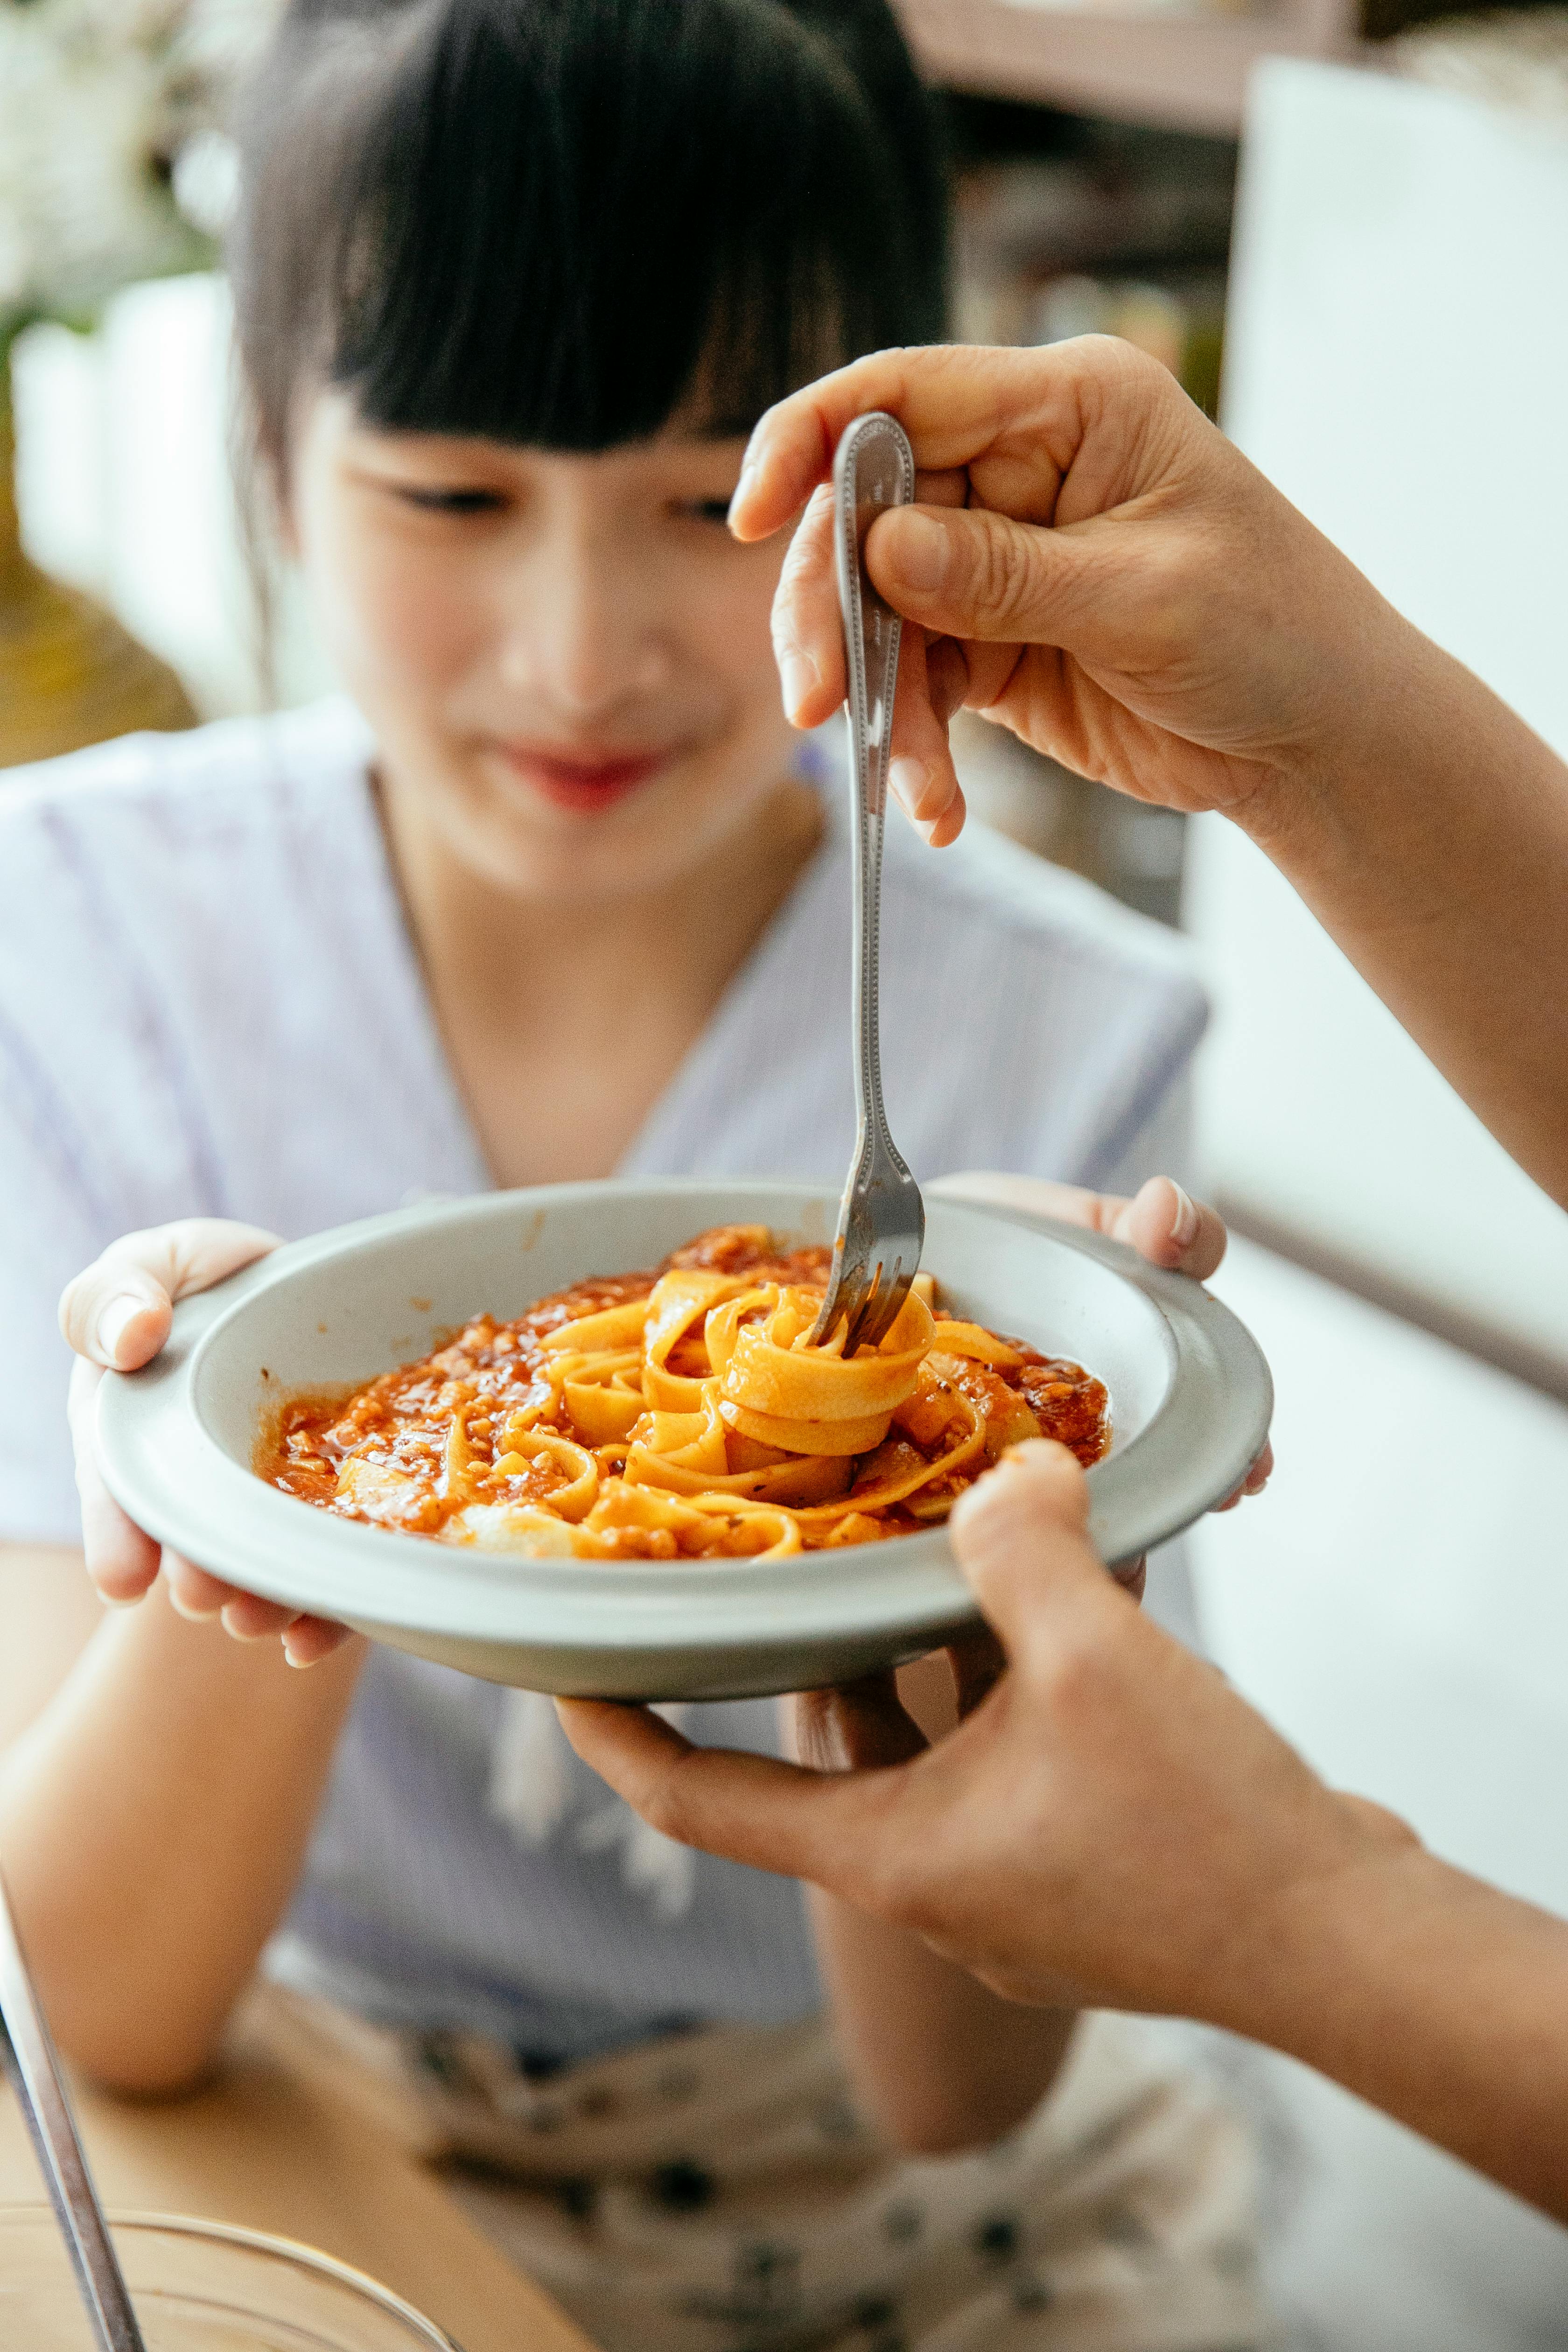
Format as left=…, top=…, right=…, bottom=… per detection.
left=0, top=698, right=1205, bottom=2057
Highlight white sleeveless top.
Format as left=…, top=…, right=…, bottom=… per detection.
left=0, top=698, right=1205, bottom=2059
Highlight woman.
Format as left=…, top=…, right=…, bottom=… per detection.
left=0, top=9, right=1271, bottom=2350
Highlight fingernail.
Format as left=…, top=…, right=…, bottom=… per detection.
left=220, top=1603, right=268, bottom=1642
left=97, top=1292, right=148, bottom=1363
left=728, top=459, right=758, bottom=529
left=885, top=508, right=947, bottom=595
left=889, top=756, right=929, bottom=814
left=777, top=653, right=815, bottom=720
left=1169, top=1184, right=1200, bottom=1250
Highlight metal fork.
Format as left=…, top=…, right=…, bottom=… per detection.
left=809, top=413, right=925, bottom=1356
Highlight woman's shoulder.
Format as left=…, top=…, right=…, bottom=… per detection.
left=0, top=696, right=375, bottom=854
left=0, top=696, right=399, bottom=1218
left=0, top=692, right=484, bottom=1293
left=0, top=696, right=383, bottom=1027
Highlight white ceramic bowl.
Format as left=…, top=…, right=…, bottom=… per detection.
left=96, top=1180, right=1272, bottom=1700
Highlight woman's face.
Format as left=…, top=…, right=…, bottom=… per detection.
left=288, top=392, right=804, bottom=905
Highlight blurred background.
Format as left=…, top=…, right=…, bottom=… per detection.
left=7, top=3, right=1568, bottom=2342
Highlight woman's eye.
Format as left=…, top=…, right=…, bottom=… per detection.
left=678, top=498, right=735, bottom=526
left=397, top=485, right=506, bottom=515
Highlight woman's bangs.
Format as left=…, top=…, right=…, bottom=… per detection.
left=317, top=0, right=913, bottom=451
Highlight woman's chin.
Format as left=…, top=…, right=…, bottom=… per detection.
left=456, top=781, right=743, bottom=903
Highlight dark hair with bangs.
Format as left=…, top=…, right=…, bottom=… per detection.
left=230, top=0, right=948, bottom=483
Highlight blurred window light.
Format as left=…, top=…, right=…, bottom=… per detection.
left=14, top=273, right=333, bottom=719
left=1193, top=59, right=1568, bottom=1378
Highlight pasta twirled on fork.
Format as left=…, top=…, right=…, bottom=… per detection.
left=259, top=1225, right=1109, bottom=1561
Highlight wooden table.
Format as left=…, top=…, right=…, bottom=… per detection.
left=0, top=1990, right=594, bottom=2352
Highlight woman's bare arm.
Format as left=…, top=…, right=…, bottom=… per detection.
left=0, top=1542, right=362, bottom=2091
left=0, top=1544, right=104, bottom=1743
left=0, top=1222, right=364, bottom=2092
left=792, top=1655, right=1075, bottom=2155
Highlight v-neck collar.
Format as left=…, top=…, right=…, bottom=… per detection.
left=341, top=713, right=848, bottom=1197
left=615, top=776, right=848, bottom=1178
left=332, top=723, right=491, bottom=1201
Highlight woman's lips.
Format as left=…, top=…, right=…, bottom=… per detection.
left=494, top=743, right=670, bottom=812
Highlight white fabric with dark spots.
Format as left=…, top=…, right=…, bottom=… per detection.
left=0, top=698, right=1209, bottom=2062
left=284, top=1992, right=1276, bottom=2351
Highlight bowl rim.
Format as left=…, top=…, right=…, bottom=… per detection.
left=0, top=2204, right=459, bottom=2346
left=95, top=1178, right=1273, bottom=1682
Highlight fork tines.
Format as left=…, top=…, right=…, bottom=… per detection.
left=813, top=1242, right=917, bottom=1358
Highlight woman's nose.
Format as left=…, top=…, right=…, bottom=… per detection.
left=496, top=542, right=669, bottom=713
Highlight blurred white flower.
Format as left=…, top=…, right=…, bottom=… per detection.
left=0, top=0, right=282, bottom=336
left=172, top=129, right=240, bottom=237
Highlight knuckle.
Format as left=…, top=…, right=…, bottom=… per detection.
left=775, top=534, right=814, bottom=608
left=100, top=1222, right=163, bottom=1274
left=58, top=1271, right=101, bottom=1354
left=638, top=1762, right=697, bottom=1848
left=769, top=610, right=806, bottom=670
left=970, top=518, right=1043, bottom=633
left=780, top=483, right=833, bottom=567
left=850, top=1776, right=940, bottom=1927
left=861, top=1835, right=929, bottom=1937
left=1081, top=331, right=1176, bottom=412
left=1034, top=1624, right=1114, bottom=1722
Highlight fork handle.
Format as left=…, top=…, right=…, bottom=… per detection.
left=833, top=412, right=916, bottom=1172
left=0, top=1868, right=147, bottom=2351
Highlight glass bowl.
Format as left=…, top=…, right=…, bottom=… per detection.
left=0, top=2206, right=459, bottom=2351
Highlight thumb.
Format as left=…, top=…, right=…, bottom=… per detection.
left=867, top=503, right=1079, bottom=647
left=60, top=1218, right=280, bottom=1370
left=948, top=1442, right=1111, bottom=1655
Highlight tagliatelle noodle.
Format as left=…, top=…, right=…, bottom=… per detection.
left=705, top=1284, right=933, bottom=1455
left=259, top=1225, right=1111, bottom=1561
left=635, top=1270, right=752, bottom=1410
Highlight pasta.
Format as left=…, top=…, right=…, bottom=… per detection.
left=260, top=1224, right=1109, bottom=1562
